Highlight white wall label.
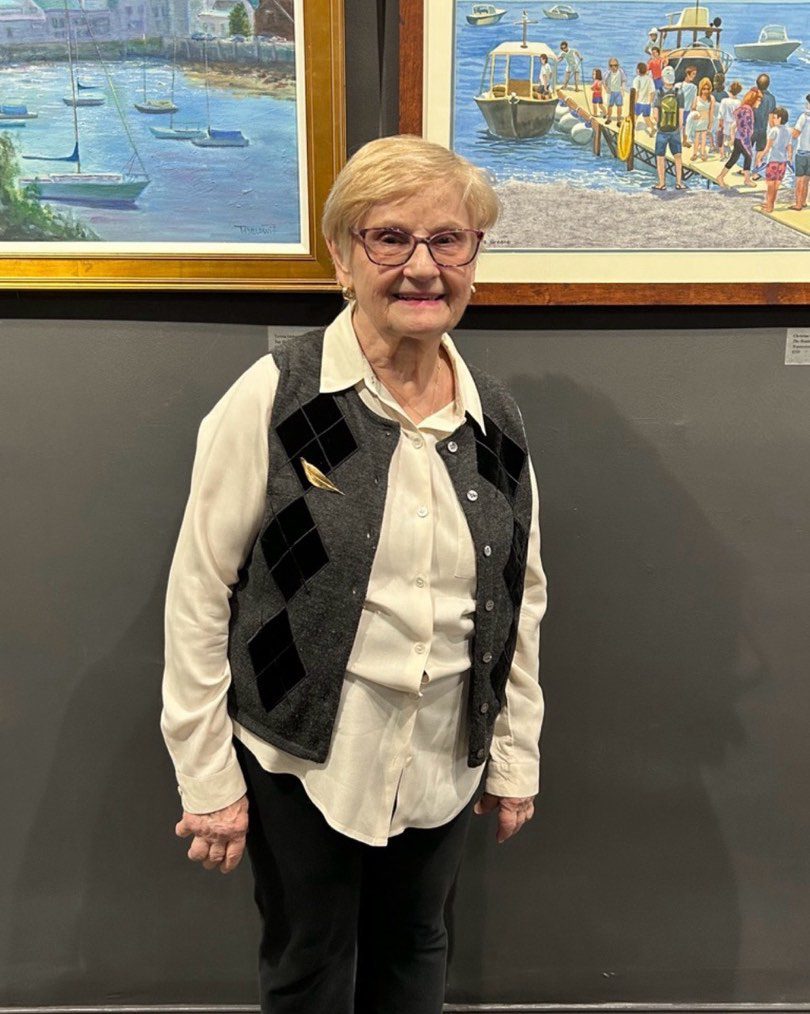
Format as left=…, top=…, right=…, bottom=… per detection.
left=785, top=328, right=810, bottom=365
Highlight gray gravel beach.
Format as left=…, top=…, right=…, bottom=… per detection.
left=489, top=178, right=810, bottom=250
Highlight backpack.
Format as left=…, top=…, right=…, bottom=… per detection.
left=659, top=91, right=680, bottom=132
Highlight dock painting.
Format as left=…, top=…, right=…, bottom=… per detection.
left=420, top=0, right=810, bottom=283
left=0, top=0, right=305, bottom=250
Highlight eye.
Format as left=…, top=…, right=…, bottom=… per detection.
left=368, top=228, right=410, bottom=246
left=430, top=231, right=464, bottom=248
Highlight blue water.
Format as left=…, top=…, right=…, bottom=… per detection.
left=452, top=0, right=810, bottom=192
left=1, top=59, right=301, bottom=243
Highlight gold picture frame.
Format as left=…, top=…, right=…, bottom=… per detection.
left=0, top=0, right=344, bottom=290
left=400, top=0, right=810, bottom=306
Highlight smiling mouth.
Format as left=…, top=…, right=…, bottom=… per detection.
left=395, top=293, right=445, bottom=301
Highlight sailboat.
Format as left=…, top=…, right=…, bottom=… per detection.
left=19, top=4, right=150, bottom=206
left=190, top=38, right=249, bottom=147
left=149, top=38, right=205, bottom=139
left=134, top=35, right=178, bottom=114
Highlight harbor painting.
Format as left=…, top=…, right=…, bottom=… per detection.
left=411, top=0, right=810, bottom=295
left=0, top=0, right=345, bottom=288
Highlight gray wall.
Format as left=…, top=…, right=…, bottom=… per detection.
left=2, top=321, right=810, bottom=1007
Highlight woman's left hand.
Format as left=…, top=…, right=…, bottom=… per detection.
left=474, top=793, right=535, bottom=843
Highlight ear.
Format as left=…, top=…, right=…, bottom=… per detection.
left=327, top=238, right=353, bottom=291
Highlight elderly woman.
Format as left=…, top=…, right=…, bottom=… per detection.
left=161, top=135, right=547, bottom=1014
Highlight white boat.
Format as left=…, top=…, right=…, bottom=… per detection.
left=149, top=124, right=206, bottom=140
left=654, top=6, right=733, bottom=82
left=134, top=35, right=178, bottom=114
left=474, top=14, right=559, bottom=139
left=63, top=95, right=105, bottom=107
left=543, top=4, right=578, bottom=20
left=734, top=25, right=802, bottom=63
left=466, top=4, right=506, bottom=26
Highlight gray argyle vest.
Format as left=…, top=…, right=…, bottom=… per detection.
left=227, top=328, right=533, bottom=767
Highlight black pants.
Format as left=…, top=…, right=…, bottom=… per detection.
left=725, top=139, right=752, bottom=172
left=237, top=741, right=476, bottom=1014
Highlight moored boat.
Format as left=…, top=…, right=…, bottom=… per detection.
left=63, top=95, right=105, bottom=106
left=654, top=6, right=733, bottom=82
left=149, top=124, right=206, bottom=140
left=543, top=4, right=578, bottom=20
left=466, top=4, right=506, bottom=26
left=474, top=32, right=559, bottom=138
left=21, top=170, right=150, bottom=205
left=0, top=103, right=38, bottom=120
left=734, top=25, right=801, bottom=63
left=191, top=128, right=250, bottom=148
left=135, top=98, right=179, bottom=114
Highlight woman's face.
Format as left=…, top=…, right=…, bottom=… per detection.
left=329, top=187, right=479, bottom=344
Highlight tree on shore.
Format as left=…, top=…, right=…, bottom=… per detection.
left=228, top=3, right=251, bottom=38
left=0, top=135, right=97, bottom=242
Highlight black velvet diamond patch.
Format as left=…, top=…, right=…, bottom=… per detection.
left=490, top=620, right=519, bottom=700
left=504, top=520, right=528, bottom=608
left=276, top=394, right=358, bottom=490
left=261, top=497, right=329, bottom=601
left=469, top=415, right=526, bottom=503
left=248, top=609, right=307, bottom=711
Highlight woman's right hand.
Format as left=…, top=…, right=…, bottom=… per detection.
left=175, top=794, right=249, bottom=874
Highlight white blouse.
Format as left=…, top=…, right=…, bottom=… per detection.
left=161, top=306, right=547, bottom=846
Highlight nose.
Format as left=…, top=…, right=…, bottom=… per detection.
left=403, top=239, right=441, bottom=277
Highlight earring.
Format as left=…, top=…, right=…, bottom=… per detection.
left=470, top=284, right=477, bottom=295
left=341, top=285, right=356, bottom=302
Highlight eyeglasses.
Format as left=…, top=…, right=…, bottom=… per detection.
left=352, top=227, right=484, bottom=267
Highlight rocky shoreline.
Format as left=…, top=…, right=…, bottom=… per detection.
left=180, top=62, right=295, bottom=99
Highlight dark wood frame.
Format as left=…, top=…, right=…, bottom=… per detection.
left=399, top=0, right=810, bottom=306
left=0, top=0, right=344, bottom=291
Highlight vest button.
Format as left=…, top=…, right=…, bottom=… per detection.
left=482, top=651, right=493, bottom=663
left=484, top=599, right=494, bottom=611
left=447, top=440, right=458, bottom=453
left=483, top=544, right=492, bottom=557
left=479, top=702, right=489, bottom=714
left=467, top=489, right=478, bottom=502
left=476, top=748, right=486, bottom=760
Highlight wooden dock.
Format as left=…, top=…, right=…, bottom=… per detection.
left=557, top=86, right=810, bottom=240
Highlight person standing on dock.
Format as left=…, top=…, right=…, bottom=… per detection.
left=755, top=107, right=793, bottom=214
left=718, top=82, right=742, bottom=159
left=556, top=41, right=583, bottom=91
left=632, top=62, right=655, bottom=136
left=751, top=73, right=776, bottom=179
left=647, top=47, right=664, bottom=93
left=675, top=66, right=698, bottom=148
left=789, top=95, right=810, bottom=212
left=590, top=68, right=604, bottom=116
left=717, top=88, right=761, bottom=190
left=604, top=58, right=627, bottom=125
left=651, top=66, right=686, bottom=191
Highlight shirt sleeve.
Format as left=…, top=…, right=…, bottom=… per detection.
left=160, top=355, right=279, bottom=814
left=485, top=458, right=547, bottom=798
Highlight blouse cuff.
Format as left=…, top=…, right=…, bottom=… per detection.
left=484, top=760, right=540, bottom=799
left=175, top=753, right=247, bottom=814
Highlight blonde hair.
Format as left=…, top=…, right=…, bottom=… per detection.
left=698, top=76, right=713, bottom=94
left=322, top=135, right=500, bottom=261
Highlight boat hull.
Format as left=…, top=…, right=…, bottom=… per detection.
left=20, top=173, right=150, bottom=206
left=135, top=101, right=179, bottom=114
left=149, top=125, right=206, bottom=140
left=63, top=97, right=105, bottom=107
left=467, top=13, right=505, bottom=24
left=191, top=132, right=250, bottom=147
left=475, top=94, right=558, bottom=138
left=733, top=40, right=801, bottom=62
left=544, top=9, right=578, bottom=18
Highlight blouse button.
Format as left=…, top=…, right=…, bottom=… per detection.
left=467, top=489, right=478, bottom=502
left=479, top=702, right=489, bottom=714
left=483, top=545, right=492, bottom=557
left=482, top=651, right=493, bottom=663
left=476, top=748, right=486, bottom=760
left=447, top=440, right=458, bottom=453
left=484, top=600, right=495, bottom=612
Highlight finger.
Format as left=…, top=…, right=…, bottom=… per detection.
left=496, top=806, right=520, bottom=844
left=220, top=837, right=246, bottom=875
left=187, top=835, right=211, bottom=863
left=175, top=817, right=193, bottom=838
left=203, top=843, right=227, bottom=870
left=474, top=793, right=499, bottom=815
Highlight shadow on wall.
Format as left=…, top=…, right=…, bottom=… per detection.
left=448, top=372, right=763, bottom=1005
left=7, top=557, right=260, bottom=1004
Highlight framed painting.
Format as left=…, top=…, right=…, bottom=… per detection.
left=0, top=0, right=343, bottom=289
left=400, top=0, right=810, bottom=304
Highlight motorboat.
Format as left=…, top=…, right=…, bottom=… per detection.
left=0, top=103, right=38, bottom=120
left=543, top=4, right=578, bottom=20
left=466, top=4, right=506, bottom=26
left=654, top=6, right=733, bottom=82
left=474, top=19, right=559, bottom=139
left=734, top=25, right=802, bottom=63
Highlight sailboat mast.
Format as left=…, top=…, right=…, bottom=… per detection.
left=64, top=0, right=81, bottom=173
left=203, top=37, right=211, bottom=132
left=142, top=34, right=148, bottom=101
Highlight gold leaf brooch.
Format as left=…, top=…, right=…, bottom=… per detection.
left=300, top=458, right=344, bottom=495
